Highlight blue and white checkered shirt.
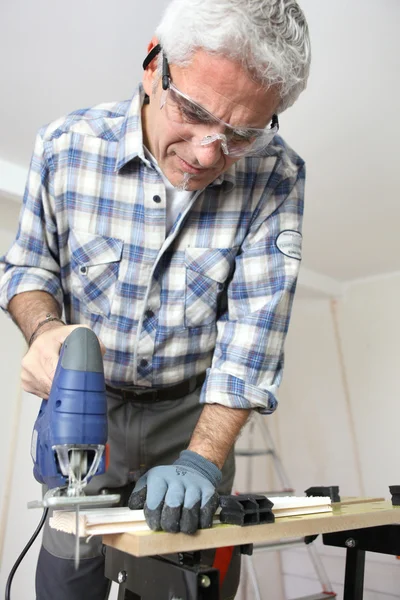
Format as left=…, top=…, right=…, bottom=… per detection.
left=0, top=85, right=305, bottom=413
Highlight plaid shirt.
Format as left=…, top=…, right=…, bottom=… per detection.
left=0, top=84, right=305, bottom=413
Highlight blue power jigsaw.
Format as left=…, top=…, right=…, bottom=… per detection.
left=28, top=327, right=120, bottom=566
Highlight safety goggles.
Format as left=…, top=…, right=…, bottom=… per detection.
left=160, top=82, right=279, bottom=157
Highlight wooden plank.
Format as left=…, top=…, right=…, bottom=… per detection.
left=52, top=505, right=332, bottom=537
left=50, top=496, right=332, bottom=537
left=337, top=496, right=385, bottom=505
left=50, top=507, right=149, bottom=536
left=103, top=501, right=400, bottom=558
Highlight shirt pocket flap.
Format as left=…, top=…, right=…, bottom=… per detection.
left=184, top=247, right=237, bottom=284
left=69, top=229, right=124, bottom=266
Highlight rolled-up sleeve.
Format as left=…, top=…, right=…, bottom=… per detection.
left=0, top=131, right=63, bottom=312
left=200, top=164, right=305, bottom=413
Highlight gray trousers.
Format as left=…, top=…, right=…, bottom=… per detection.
left=36, top=385, right=240, bottom=599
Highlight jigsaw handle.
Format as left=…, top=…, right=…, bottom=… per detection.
left=57, top=326, right=104, bottom=375
left=31, top=327, right=108, bottom=489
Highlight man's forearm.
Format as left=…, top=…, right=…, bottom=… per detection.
left=188, top=403, right=250, bottom=469
left=8, top=291, right=62, bottom=343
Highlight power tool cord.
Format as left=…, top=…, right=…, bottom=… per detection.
left=4, top=507, right=48, bottom=600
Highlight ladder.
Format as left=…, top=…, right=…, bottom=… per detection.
left=235, top=415, right=336, bottom=600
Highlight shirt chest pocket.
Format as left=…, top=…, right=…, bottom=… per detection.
left=69, top=229, right=124, bottom=318
left=184, top=247, right=237, bottom=328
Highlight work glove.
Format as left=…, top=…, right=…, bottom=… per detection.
left=128, top=450, right=221, bottom=534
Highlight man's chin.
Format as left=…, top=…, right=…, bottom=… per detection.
left=176, top=176, right=207, bottom=191
left=167, top=170, right=212, bottom=191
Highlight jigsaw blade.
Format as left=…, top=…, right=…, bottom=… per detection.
left=75, top=502, right=80, bottom=570
left=71, top=449, right=83, bottom=570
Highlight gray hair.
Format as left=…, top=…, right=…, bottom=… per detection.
left=155, top=0, right=311, bottom=113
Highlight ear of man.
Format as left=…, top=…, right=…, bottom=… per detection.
left=142, top=36, right=160, bottom=96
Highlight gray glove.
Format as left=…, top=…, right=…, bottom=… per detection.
left=128, top=450, right=222, bottom=534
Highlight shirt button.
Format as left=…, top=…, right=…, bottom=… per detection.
left=153, top=195, right=162, bottom=203
left=145, top=309, right=155, bottom=319
left=80, top=266, right=88, bottom=274
left=140, top=359, right=148, bottom=368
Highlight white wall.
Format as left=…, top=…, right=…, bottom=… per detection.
left=338, top=275, right=400, bottom=496
left=0, top=211, right=23, bottom=527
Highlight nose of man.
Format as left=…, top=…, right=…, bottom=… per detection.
left=193, top=140, right=224, bottom=169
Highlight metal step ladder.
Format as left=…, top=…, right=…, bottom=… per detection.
left=235, top=415, right=336, bottom=600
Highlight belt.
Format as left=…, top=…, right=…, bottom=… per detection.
left=105, top=372, right=206, bottom=403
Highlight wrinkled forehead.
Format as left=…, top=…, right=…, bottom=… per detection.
left=168, top=51, right=279, bottom=128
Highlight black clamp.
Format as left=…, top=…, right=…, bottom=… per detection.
left=389, top=485, right=400, bottom=506
left=219, top=494, right=275, bottom=526
left=305, top=486, right=341, bottom=503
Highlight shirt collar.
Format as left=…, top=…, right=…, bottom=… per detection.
left=210, top=169, right=236, bottom=192
left=115, top=84, right=148, bottom=172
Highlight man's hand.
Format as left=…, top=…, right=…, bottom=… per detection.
left=21, top=324, right=105, bottom=399
left=128, top=450, right=221, bottom=534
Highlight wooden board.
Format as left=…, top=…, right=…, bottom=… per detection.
left=103, top=500, right=400, bottom=558
left=336, top=496, right=385, bottom=505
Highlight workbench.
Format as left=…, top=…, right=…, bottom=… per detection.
left=103, top=499, right=400, bottom=599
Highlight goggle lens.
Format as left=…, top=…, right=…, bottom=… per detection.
left=160, top=84, right=278, bottom=157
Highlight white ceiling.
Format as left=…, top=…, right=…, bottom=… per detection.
left=1, top=0, right=399, bottom=281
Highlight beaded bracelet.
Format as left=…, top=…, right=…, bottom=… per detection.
left=28, top=314, right=66, bottom=347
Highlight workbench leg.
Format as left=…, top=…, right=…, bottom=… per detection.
left=343, top=548, right=365, bottom=600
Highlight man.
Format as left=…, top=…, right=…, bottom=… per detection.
left=0, top=0, right=311, bottom=598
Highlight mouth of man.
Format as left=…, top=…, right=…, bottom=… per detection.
left=175, top=155, right=211, bottom=175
